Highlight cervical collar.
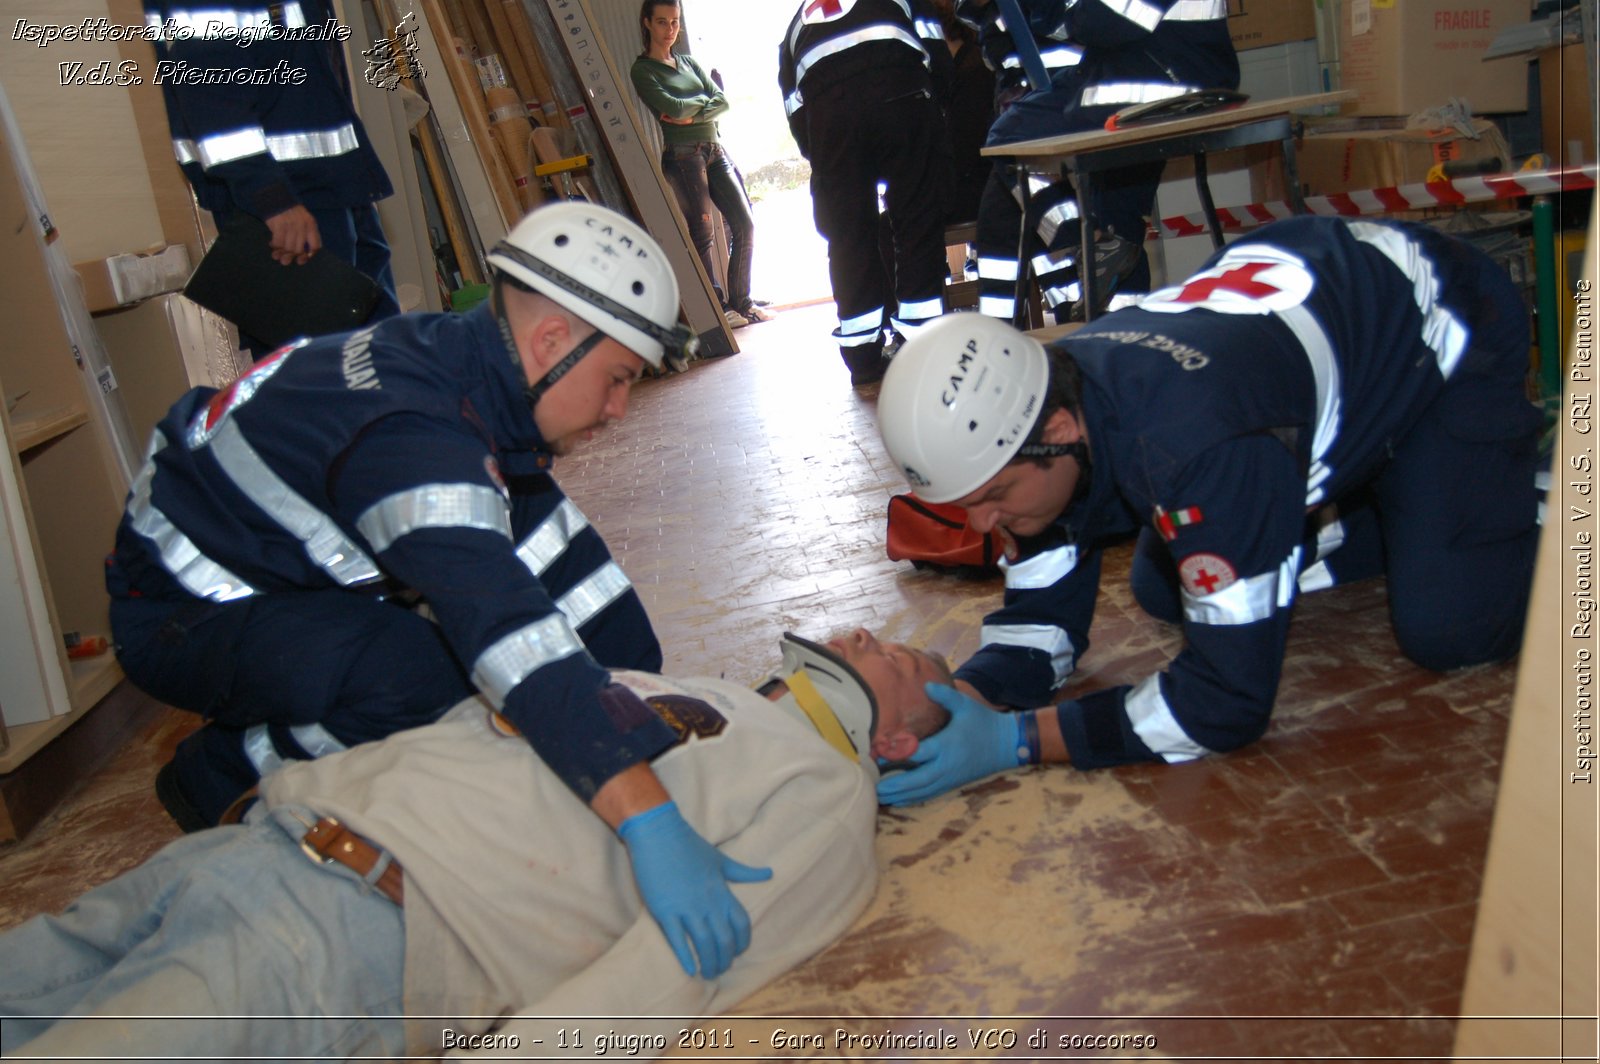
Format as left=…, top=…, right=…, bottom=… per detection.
left=767, top=632, right=878, bottom=762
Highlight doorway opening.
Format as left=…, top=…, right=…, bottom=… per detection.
left=675, top=0, right=831, bottom=308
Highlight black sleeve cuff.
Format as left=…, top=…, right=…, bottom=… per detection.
left=1056, top=686, right=1160, bottom=770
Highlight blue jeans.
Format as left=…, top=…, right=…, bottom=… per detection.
left=661, top=141, right=755, bottom=312
left=0, top=807, right=406, bottom=1061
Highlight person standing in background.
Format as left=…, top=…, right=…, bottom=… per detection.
left=961, top=0, right=1237, bottom=323
left=631, top=0, right=772, bottom=331
left=143, top=0, right=401, bottom=357
left=778, top=0, right=953, bottom=388
left=932, top=0, right=995, bottom=229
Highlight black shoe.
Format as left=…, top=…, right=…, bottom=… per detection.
left=155, top=759, right=212, bottom=834
left=1068, top=233, right=1141, bottom=320
left=843, top=349, right=888, bottom=387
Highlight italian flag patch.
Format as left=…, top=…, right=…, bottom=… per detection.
left=1155, top=505, right=1203, bottom=542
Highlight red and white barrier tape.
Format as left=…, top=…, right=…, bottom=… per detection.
left=1154, top=163, right=1598, bottom=239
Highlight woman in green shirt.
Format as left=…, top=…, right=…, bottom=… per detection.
left=630, top=1, right=768, bottom=327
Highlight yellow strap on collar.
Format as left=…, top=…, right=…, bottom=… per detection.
left=784, top=669, right=858, bottom=761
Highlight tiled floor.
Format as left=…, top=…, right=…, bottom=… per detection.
left=0, top=302, right=1518, bottom=1061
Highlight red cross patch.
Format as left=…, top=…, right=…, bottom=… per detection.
left=803, top=0, right=854, bottom=22
left=1178, top=552, right=1237, bottom=597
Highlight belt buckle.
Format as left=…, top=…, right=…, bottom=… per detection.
left=299, top=816, right=341, bottom=864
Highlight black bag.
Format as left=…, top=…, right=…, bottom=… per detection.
left=183, top=215, right=380, bottom=349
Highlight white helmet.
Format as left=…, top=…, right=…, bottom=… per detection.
left=486, top=201, right=694, bottom=370
left=877, top=313, right=1051, bottom=504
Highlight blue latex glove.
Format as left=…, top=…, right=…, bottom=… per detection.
left=617, top=801, right=773, bottom=979
left=876, top=683, right=1021, bottom=806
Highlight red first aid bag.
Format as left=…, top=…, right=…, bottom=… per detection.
left=885, top=494, right=1002, bottom=570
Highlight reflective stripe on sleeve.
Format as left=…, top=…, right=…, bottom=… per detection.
left=208, top=420, right=381, bottom=587
left=557, top=562, right=632, bottom=629
left=516, top=498, right=590, bottom=576
left=174, top=123, right=362, bottom=169
left=1125, top=673, right=1209, bottom=763
left=472, top=615, right=586, bottom=708
left=1182, top=548, right=1302, bottom=626
left=1002, top=544, right=1077, bottom=589
left=791, top=25, right=928, bottom=88
left=356, top=484, right=512, bottom=554
left=979, top=622, right=1076, bottom=686
left=1181, top=568, right=1277, bottom=626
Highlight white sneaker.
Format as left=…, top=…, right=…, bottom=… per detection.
left=723, top=308, right=749, bottom=328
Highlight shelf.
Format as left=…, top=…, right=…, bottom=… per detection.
left=0, top=705, right=78, bottom=775
left=12, top=402, right=89, bottom=452
left=71, top=652, right=123, bottom=713
left=0, top=657, right=120, bottom=775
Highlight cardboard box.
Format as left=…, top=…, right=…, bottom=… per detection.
left=94, top=293, right=249, bottom=447
left=1337, top=0, right=1531, bottom=116
left=1260, top=119, right=1513, bottom=199
left=1228, top=0, right=1318, bottom=51
left=74, top=244, right=192, bottom=314
left=1539, top=43, right=1595, bottom=166
left=1237, top=38, right=1323, bottom=99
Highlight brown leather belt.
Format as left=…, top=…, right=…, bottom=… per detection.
left=299, top=818, right=405, bottom=906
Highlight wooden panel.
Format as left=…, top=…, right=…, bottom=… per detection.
left=1455, top=209, right=1599, bottom=1061
left=0, top=0, right=167, bottom=263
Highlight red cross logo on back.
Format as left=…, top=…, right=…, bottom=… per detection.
left=803, top=0, right=851, bottom=22
left=1173, top=262, right=1282, bottom=304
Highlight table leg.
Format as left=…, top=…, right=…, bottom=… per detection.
left=1077, top=165, right=1097, bottom=322
left=1193, top=151, right=1225, bottom=250
left=1013, top=163, right=1032, bottom=328
left=1282, top=130, right=1308, bottom=215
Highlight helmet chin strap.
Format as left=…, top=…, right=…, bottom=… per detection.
left=1017, top=438, right=1092, bottom=504
left=765, top=632, right=878, bottom=762
left=494, top=274, right=611, bottom=413
left=523, top=327, right=606, bottom=411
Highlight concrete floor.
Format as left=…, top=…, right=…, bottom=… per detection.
left=0, top=302, right=1518, bottom=1060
